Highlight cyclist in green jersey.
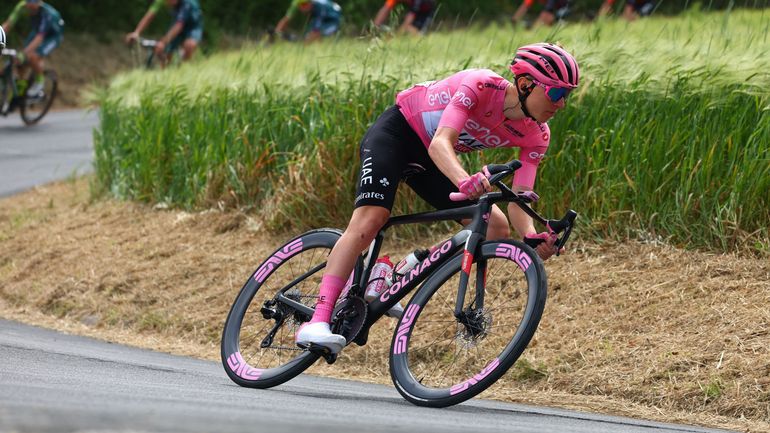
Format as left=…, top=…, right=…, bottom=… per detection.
left=1, top=0, right=63, bottom=96
left=275, top=0, right=342, bottom=43
left=125, top=0, right=203, bottom=65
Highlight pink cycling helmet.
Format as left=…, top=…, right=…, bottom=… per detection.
left=510, top=43, right=580, bottom=89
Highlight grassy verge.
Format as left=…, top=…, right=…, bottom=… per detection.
left=1, top=177, right=768, bottom=431
left=95, top=9, right=770, bottom=252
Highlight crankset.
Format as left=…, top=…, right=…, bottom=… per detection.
left=331, top=296, right=368, bottom=345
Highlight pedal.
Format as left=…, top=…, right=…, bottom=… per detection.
left=305, top=343, right=338, bottom=364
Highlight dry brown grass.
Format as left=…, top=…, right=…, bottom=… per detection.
left=1, top=177, right=768, bottom=432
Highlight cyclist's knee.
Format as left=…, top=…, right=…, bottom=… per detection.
left=486, top=210, right=511, bottom=240
left=183, top=39, right=198, bottom=55
left=347, top=206, right=390, bottom=240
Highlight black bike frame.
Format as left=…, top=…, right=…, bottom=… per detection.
left=0, top=49, right=19, bottom=114
left=272, top=160, right=576, bottom=346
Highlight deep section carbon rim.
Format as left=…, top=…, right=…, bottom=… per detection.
left=390, top=240, right=546, bottom=406
left=221, top=229, right=341, bottom=388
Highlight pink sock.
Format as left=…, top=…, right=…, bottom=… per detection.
left=311, top=274, right=346, bottom=324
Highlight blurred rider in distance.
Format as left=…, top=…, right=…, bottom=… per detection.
left=1, top=0, right=64, bottom=97
left=125, top=0, right=203, bottom=66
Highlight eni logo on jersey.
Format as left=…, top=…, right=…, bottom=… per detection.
left=428, top=88, right=451, bottom=106
left=454, top=91, right=475, bottom=109
left=464, top=119, right=510, bottom=148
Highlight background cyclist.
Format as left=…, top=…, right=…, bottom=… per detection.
left=512, top=0, right=570, bottom=28
left=372, top=0, right=436, bottom=35
left=295, top=42, right=580, bottom=353
left=125, top=0, right=203, bottom=65
left=598, top=0, right=654, bottom=21
left=275, top=0, right=342, bottom=43
left=1, top=0, right=63, bottom=97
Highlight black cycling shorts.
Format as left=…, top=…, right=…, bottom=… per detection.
left=354, top=105, right=473, bottom=211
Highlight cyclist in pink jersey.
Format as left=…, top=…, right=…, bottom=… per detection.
left=296, top=42, right=580, bottom=353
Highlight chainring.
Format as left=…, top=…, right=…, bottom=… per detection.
left=331, top=296, right=368, bottom=344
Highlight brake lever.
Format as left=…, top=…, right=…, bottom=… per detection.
left=552, top=210, right=578, bottom=255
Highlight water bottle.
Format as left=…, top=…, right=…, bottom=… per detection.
left=365, top=256, right=394, bottom=301
left=393, top=249, right=430, bottom=281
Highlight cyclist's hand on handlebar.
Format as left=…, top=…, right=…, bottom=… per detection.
left=154, top=40, right=166, bottom=56
left=451, top=166, right=492, bottom=201
left=125, top=32, right=139, bottom=45
left=524, top=232, right=563, bottom=261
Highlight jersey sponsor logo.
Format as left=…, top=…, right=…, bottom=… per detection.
left=462, top=119, right=510, bottom=148
left=454, top=91, right=475, bottom=109
left=477, top=81, right=506, bottom=91
left=428, top=88, right=451, bottom=106
left=355, top=191, right=385, bottom=202
left=528, top=152, right=546, bottom=160
left=360, top=156, right=374, bottom=186
left=484, top=82, right=507, bottom=91
left=503, top=124, right=524, bottom=137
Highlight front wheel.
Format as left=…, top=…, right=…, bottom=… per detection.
left=221, top=228, right=341, bottom=389
left=389, top=240, right=547, bottom=407
left=20, top=69, right=57, bottom=125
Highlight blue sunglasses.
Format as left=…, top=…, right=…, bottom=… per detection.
left=532, top=79, right=572, bottom=103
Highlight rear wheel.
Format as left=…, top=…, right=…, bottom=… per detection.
left=0, top=71, right=9, bottom=115
left=20, top=69, right=57, bottom=125
left=389, top=240, right=547, bottom=407
left=221, top=229, right=341, bottom=389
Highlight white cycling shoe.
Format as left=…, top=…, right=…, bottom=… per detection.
left=27, top=81, right=45, bottom=99
left=295, top=321, right=346, bottom=354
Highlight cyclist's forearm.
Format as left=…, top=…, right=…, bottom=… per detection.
left=1, top=21, right=11, bottom=34
left=161, top=22, right=184, bottom=44
left=398, top=13, right=416, bottom=33
left=428, top=130, right=469, bottom=186
left=275, top=16, right=290, bottom=33
left=507, top=202, right=536, bottom=238
left=373, top=6, right=391, bottom=27
left=133, top=11, right=156, bottom=35
left=25, top=33, right=44, bottom=53
left=512, top=3, right=528, bottom=21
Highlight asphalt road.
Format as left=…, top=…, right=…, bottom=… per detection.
left=0, top=110, right=97, bottom=197
left=0, top=320, right=735, bottom=433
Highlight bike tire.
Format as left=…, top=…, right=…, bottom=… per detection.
left=0, top=71, right=8, bottom=115
left=20, top=69, right=57, bottom=125
left=389, top=239, right=547, bottom=407
left=221, top=228, right=341, bottom=389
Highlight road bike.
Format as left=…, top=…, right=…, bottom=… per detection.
left=221, top=160, right=577, bottom=407
left=0, top=47, right=58, bottom=125
left=129, top=38, right=161, bottom=70
left=129, top=37, right=189, bottom=69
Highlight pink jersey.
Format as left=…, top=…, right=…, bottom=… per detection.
left=396, top=69, right=550, bottom=188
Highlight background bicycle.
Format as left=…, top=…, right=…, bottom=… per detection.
left=221, top=160, right=577, bottom=407
left=0, top=47, right=57, bottom=125
left=128, top=37, right=187, bottom=69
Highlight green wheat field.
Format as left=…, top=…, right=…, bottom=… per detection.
left=94, top=8, right=770, bottom=252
